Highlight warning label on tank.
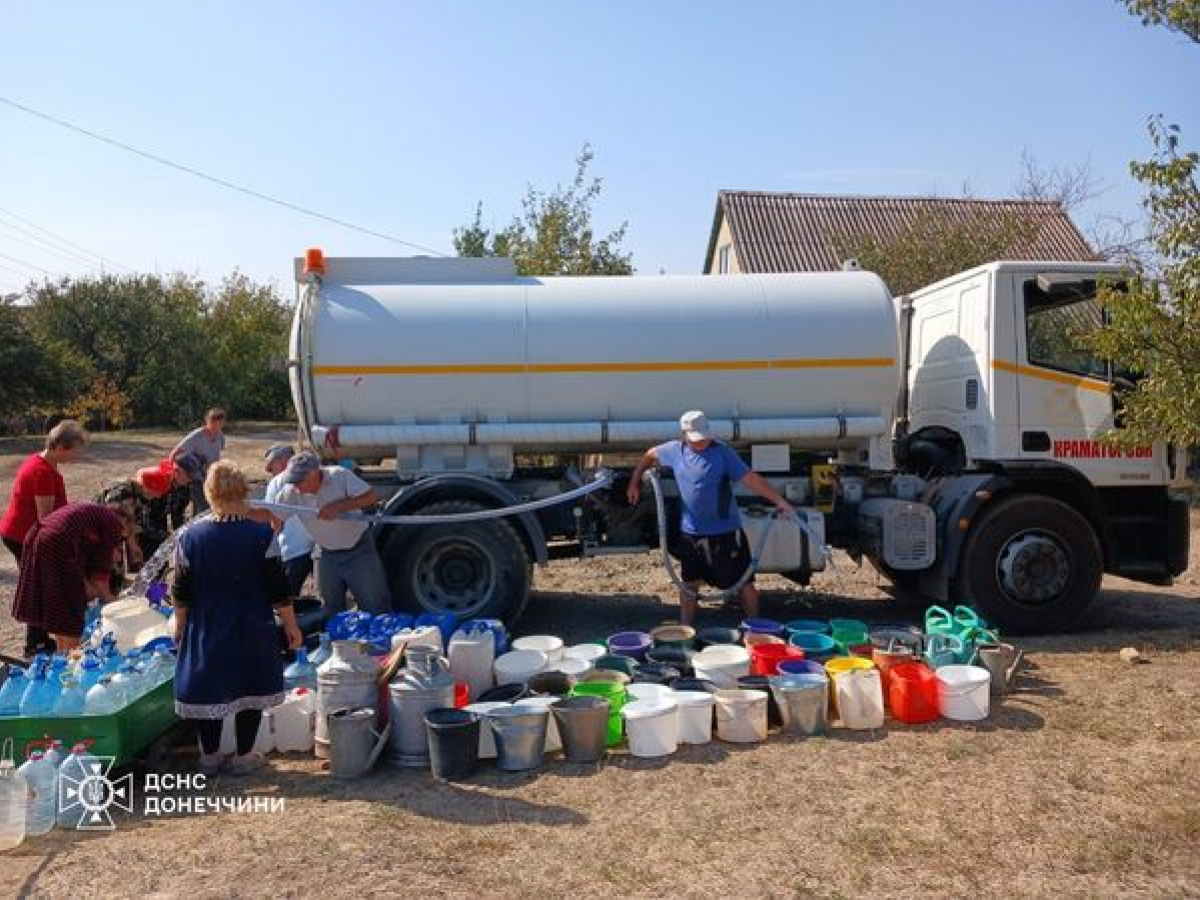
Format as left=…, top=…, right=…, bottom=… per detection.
left=1052, top=440, right=1152, bottom=459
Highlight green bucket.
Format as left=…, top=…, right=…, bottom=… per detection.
left=570, top=681, right=627, bottom=746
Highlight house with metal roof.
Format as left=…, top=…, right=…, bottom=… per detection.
left=703, top=190, right=1098, bottom=275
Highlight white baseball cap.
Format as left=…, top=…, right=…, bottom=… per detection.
left=679, top=410, right=714, bottom=442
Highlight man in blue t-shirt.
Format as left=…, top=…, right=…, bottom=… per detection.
left=628, top=410, right=794, bottom=626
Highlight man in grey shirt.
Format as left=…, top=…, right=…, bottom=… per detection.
left=170, top=407, right=227, bottom=515
left=275, top=451, right=391, bottom=614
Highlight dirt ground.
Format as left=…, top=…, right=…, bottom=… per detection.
left=1, top=429, right=1198, bottom=899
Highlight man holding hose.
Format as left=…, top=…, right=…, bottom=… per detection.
left=628, top=410, right=794, bottom=626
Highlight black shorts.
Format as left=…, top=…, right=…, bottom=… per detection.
left=675, top=530, right=752, bottom=589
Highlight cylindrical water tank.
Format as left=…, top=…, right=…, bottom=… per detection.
left=292, top=268, right=898, bottom=453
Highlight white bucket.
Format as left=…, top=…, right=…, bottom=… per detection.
left=550, top=656, right=592, bottom=678
left=464, top=701, right=510, bottom=758
left=273, top=688, right=316, bottom=753
left=834, top=669, right=885, bottom=730
left=448, top=630, right=495, bottom=701
left=627, top=682, right=673, bottom=703
left=513, top=635, right=564, bottom=663
left=391, top=625, right=443, bottom=655
left=671, top=690, right=715, bottom=745
left=714, top=689, right=769, bottom=743
left=621, top=698, right=679, bottom=757
left=493, top=649, right=547, bottom=685
left=101, top=600, right=165, bottom=652
left=563, top=643, right=606, bottom=664
left=693, top=645, right=751, bottom=689
left=936, top=664, right=991, bottom=721
left=517, top=696, right=563, bottom=753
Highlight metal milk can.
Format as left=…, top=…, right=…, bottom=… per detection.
left=388, top=645, right=456, bottom=768
left=315, top=640, right=379, bottom=759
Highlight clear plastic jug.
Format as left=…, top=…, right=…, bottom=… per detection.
left=20, top=662, right=58, bottom=718
left=52, top=675, right=87, bottom=717
left=0, top=738, right=27, bottom=849
left=0, top=666, right=27, bottom=716
left=18, top=750, right=57, bottom=836
left=283, top=648, right=318, bottom=692
left=84, top=676, right=123, bottom=715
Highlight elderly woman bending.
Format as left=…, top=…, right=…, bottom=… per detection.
left=172, top=460, right=302, bottom=776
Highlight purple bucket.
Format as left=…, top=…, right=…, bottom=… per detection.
left=607, top=631, right=652, bottom=661
left=777, top=659, right=827, bottom=677
left=741, top=617, right=785, bottom=638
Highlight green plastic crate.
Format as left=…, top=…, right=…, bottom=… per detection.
left=0, top=679, right=179, bottom=767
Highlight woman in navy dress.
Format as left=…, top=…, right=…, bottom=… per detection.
left=172, top=460, right=302, bottom=776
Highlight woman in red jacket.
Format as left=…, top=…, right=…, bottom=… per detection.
left=0, top=419, right=88, bottom=655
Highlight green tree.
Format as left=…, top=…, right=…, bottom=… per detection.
left=204, top=273, right=292, bottom=420
left=25, top=273, right=213, bottom=426
left=1092, top=118, right=1200, bottom=445
left=0, top=296, right=83, bottom=426
left=1122, top=0, right=1200, bottom=40
left=454, top=144, right=634, bottom=276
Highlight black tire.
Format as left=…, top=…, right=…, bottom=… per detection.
left=956, top=494, right=1102, bottom=634
left=382, top=500, right=531, bottom=625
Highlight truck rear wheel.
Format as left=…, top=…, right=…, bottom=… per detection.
left=382, top=500, right=532, bottom=624
left=956, top=494, right=1102, bottom=634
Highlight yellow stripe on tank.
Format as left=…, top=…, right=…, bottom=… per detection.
left=312, top=357, right=896, bottom=377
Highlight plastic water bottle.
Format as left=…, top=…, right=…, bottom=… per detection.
left=19, top=663, right=58, bottom=718
left=83, top=676, right=122, bottom=716
left=44, top=740, right=67, bottom=770
left=0, top=744, right=27, bottom=850
left=109, top=665, right=140, bottom=708
left=52, top=675, right=86, bottom=717
left=56, top=744, right=100, bottom=828
left=144, top=648, right=175, bottom=687
left=309, top=633, right=332, bottom=668
left=100, top=639, right=122, bottom=676
left=283, top=648, right=318, bottom=692
left=76, top=655, right=103, bottom=695
left=17, top=751, right=56, bottom=836
left=0, top=666, right=27, bottom=717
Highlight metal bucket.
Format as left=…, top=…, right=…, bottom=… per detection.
left=551, top=696, right=610, bottom=763
left=488, top=704, right=549, bottom=771
left=328, top=707, right=391, bottom=779
left=315, top=640, right=379, bottom=759
left=769, top=674, right=828, bottom=736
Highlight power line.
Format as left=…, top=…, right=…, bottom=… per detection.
left=0, top=251, right=58, bottom=277
left=0, top=95, right=449, bottom=257
left=0, top=204, right=134, bottom=272
left=0, top=223, right=103, bottom=271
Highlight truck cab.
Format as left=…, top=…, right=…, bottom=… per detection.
left=898, top=261, right=1189, bottom=630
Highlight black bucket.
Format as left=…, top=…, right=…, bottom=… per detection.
left=645, top=646, right=694, bottom=676
left=696, top=626, right=742, bottom=650
left=668, top=676, right=720, bottom=694
left=632, top=662, right=682, bottom=685
left=477, top=683, right=530, bottom=703
left=527, top=670, right=576, bottom=697
left=737, top=675, right=784, bottom=728
left=424, top=707, right=481, bottom=781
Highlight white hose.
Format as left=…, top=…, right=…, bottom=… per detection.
left=249, top=469, right=614, bottom=525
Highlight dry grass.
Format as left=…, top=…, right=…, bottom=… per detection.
left=2, top=429, right=1199, bottom=899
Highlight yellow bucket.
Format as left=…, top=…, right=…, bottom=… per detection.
left=824, top=656, right=876, bottom=720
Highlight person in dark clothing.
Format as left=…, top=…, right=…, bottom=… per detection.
left=172, top=460, right=302, bottom=776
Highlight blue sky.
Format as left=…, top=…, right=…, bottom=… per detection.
left=0, top=1, right=1196, bottom=295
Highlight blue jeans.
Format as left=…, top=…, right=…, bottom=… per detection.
left=317, top=533, right=392, bottom=614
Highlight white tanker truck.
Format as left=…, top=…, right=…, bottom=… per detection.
left=286, top=250, right=1189, bottom=633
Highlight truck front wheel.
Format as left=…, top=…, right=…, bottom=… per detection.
left=956, top=494, right=1102, bottom=634
left=382, top=500, right=532, bottom=624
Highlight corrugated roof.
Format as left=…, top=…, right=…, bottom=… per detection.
left=704, top=191, right=1098, bottom=273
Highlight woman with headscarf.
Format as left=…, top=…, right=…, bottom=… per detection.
left=172, top=460, right=302, bottom=776
left=11, top=501, right=131, bottom=654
